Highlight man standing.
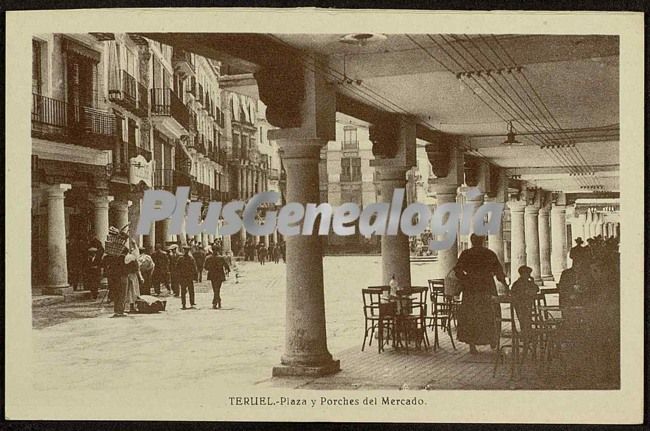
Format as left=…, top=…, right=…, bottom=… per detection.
left=258, top=244, right=267, bottom=265
left=151, top=243, right=170, bottom=296
left=204, top=247, right=230, bottom=309
left=84, top=247, right=102, bottom=299
left=168, top=244, right=181, bottom=297
left=193, top=245, right=206, bottom=283
left=106, top=246, right=129, bottom=318
left=178, top=245, right=198, bottom=309
left=138, top=247, right=155, bottom=296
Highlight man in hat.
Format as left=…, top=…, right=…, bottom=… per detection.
left=570, top=237, right=590, bottom=277
left=177, top=245, right=198, bottom=309
left=168, top=244, right=181, bottom=296
left=84, top=246, right=102, bottom=299
left=510, top=265, right=539, bottom=356
left=138, top=246, right=155, bottom=296
left=204, top=247, right=230, bottom=309
left=106, top=245, right=129, bottom=317
left=193, top=245, right=206, bottom=283
left=151, top=243, right=170, bottom=296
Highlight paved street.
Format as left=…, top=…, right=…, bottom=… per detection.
left=32, top=256, right=438, bottom=391
left=32, top=256, right=613, bottom=391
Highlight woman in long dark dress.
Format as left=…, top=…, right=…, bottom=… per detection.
left=454, top=234, right=507, bottom=354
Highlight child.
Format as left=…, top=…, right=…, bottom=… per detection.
left=510, top=265, right=539, bottom=341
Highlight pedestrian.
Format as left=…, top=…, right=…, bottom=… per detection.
left=67, top=235, right=86, bottom=291
left=84, top=246, right=102, bottom=299
left=168, top=244, right=181, bottom=296
left=151, top=243, right=170, bottom=295
left=280, top=240, right=286, bottom=263
left=204, top=247, right=230, bottom=309
left=193, top=245, right=206, bottom=282
left=258, top=245, right=267, bottom=265
left=124, top=246, right=141, bottom=313
left=178, top=245, right=198, bottom=309
left=271, top=243, right=280, bottom=264
left=107, top=246, right=129, bottom=318
left=138, top=246, right=155, bottom=296
left=509, top=265, right=539, bottom=352
left=454, top=234, right=507, bottom=354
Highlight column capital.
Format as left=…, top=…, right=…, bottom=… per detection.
left=538, top=206, right=551, bottom=216
left=507, top=200, right=527, bottom=212
left=430, top=183, right=459, bottom=196
left=551, top=204, right=567, bottom=214
left=277, top=139, right=327, bottom=160
left=524, top=205, right=540, bottom=216
left=90, top=194, right=114, bottom=208
left=45, top=183, right=72, bottom=198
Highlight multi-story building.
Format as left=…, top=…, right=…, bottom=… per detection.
left=318, top=114, right=381, bottom=254
left=30, top=33, right=275, bottom=295
left=220, top=73, right=283, bottom=254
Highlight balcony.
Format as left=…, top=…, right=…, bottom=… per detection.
left=32, top=93, right=117, bottom=150
left=150, top=88, right=189, bottom=136
left=109, top=70, right=139, bottom=114
left=128, top=143, right=152, bottom=162
left=268, top=168, right=280, bottom=180
left=191, top=179, right=212, bottom=201
left=172, top=48, right=195, bottom=77
left=196, top=83, right=204, bottom=107
left=342, top=140, right=359, bottom=150
left=154, top=169, right=192, bottom=191
left=194, top=134, right=207, bottom=155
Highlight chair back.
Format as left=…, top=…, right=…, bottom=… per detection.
left=397, top=286, right=427, bottom=316
left=362, top=288, right=383, bottom=319
left=368, top=285, right=391, bottom=295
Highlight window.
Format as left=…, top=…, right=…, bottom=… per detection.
left=341, top=157, right=361, bottom=182
left=32, top=40, right=43, bottom=95
left=343, top=126, right=358, bottom=149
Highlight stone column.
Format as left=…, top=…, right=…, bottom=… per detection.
left=157, top=218, right=171, bottom=246
left=272, top=139, right=339, bottom=377
left=432, top=184, right=459, bottom=279
left=377, top=165, right=412, bottom=287
left=201, top=232, right=209, bottom=248
left=595, top=213, right=604, bottom=237
left=571, top=212, right=586, bottom=243
left=486, top=196, right=504, bottom=267
left=538, top=206, right=553, bottom=281
left=272, top=229, right=278, bottom=244
left=91, top=194, right=113, bottom=247
left=551, top=205, right=568, bottom=280
left=508, top=201, right=527, bottom=280
left=110, top=199, right=130, bottom=232
left=465, top=188, right=484, bottom=235
left=44, top=184, right=72, bottom=295
left=584, top=210, right=594, bottom=239
left=143, top=224, right=155, bottom=250
left=524, top=205, right=542, bottom=283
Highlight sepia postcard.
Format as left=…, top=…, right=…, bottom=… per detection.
left=4, top=7, right=644, bottom=424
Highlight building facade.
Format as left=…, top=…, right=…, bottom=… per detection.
left=31, top=33, right=281, bottom=294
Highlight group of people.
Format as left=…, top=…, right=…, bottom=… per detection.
left=239, top=239, right=285, bottom=265
left=69, top=235, right=233, bottom=317
left=450, top=232, right=620, bottom=355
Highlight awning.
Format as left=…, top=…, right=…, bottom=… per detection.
left=62, top=37, right=101, bottom=63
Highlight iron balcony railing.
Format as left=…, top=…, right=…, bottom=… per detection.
left=150, top=88, right=190, bottom=131
left=109, top=70, right=148, bottom=116
left=128, top=143, right=152, bottom=162
left=342, top=140, right=359, bottom=150
left=32, top=93, right=117, bottom=149
left=154, top=169, right=193, bottom=190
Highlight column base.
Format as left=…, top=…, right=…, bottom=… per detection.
left=272, top=359, right=340, bottom=377
left=541, top=275, right=555, bottom=282
left=42, top=285, right=73, bottom=296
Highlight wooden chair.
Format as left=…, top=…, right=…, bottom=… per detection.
left=362, top=288, right=394, bottom=353
left=493, top=298, right=521, bottom=380
left=427, top=279, right=456, bottom=351
left=395, top=286, right=429, bottom=353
